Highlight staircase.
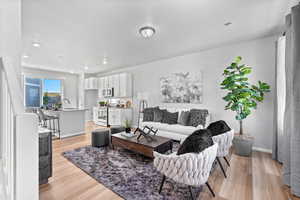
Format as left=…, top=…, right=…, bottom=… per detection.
left=0, top=57, right=38, bottom=200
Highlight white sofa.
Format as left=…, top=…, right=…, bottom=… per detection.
left=140, top=107, right=211, bottom=142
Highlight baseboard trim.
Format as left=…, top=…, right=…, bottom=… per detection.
left=60, top=131, right=86, bottom=139
left=252, top=146, right=272, bottom=154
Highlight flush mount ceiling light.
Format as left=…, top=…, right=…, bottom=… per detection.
left=224, top=22, right=232, bottom=26
left=102, top=57, right=108, bottom=65
left=139, top=26, right=156, bottom=38
left=84, top=66, right=89, bottom=70
left=32, top=42, right=41, bottom=47
left=23, top=55, right=29, bottom=58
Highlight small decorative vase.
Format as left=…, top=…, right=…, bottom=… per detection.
left=125, top=128, right=131, bottom=133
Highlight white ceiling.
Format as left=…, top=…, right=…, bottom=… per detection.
left=22, top=0, right=294, bottom=73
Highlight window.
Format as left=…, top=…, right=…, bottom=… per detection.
left=25, top=78, right=42, bottom=107
left=43, top=79, right=62, bottom=107
left=24, top=78, right=62, bottom=108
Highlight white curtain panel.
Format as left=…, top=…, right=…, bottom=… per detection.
left=276, top=36, right=286, bottom=163
left=282, top=5, right=300, bottom=197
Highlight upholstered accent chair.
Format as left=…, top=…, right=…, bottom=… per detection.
left=153, top=143, right=218, bottom=199
left=212, top=129, right=234, bottom=178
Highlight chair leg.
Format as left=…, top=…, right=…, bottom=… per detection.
left=188, top=186, right=194, bottom=200
left=205, top=182, right=215, bottom=197
left=57, top=118, right=61, bottom=139
left=159, top=175, right=166, bottom=194
left=216, top=157, right=227, bottom=178
left=223, top=156, right=230, bottom=167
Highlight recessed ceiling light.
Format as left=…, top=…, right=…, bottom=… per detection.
left=70, top=71, right=74, bottom=74
left=23, top=55, right=29, bottom=58
left=139, top=26, right=156, bottom=38
left=224, top=22, right=232, bottom=26
left=32, top=42, right=41, bottom=47
left=103, top=57, right=108, bottom=65
left=84, top=66, right=89, bottom=70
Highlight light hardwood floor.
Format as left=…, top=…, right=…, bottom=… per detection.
left=39, top=122, right=299, bottom=200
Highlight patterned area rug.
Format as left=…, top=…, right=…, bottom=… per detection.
left=62, top=143, right=204, bottom=200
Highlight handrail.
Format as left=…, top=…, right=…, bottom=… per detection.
left=0, top=58, right=38, bottom=200
left=1, top=57, right=24, bottom=114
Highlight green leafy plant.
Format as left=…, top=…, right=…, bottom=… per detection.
left=43, top=92, right=49, bottom=106
left=123, top=119, right=132, bottom=128
left=221, top=56, right=271, bottom=135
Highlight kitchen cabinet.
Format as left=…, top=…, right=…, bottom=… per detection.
left=84, top=77, right=98, bottom=90
left=98, top=77, right=105, bottom=98
left=119, top=73, right=132, bottom=97
left=112, top=74, right=120, bottom=97
left=108, top=108, right=132, bottom=126
left=97, top=72, right=132, bottom=98
left=109, top=109, right=121, bottom=126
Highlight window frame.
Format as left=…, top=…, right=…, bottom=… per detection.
left=23, top=76, right=64, bottom=108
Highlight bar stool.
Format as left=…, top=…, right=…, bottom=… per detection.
left=37, top=108, right=61, bottom=139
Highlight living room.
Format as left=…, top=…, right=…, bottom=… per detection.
left=1, top=0, right=300, bottom=200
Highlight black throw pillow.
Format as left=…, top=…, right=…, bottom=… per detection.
left=187, top=109, right=209, bottom=127
left=161, top=111, right=178, bottom=124
left=153, top=109, right=166, bottom=122
left=177, top=129, right=213, bottom=155
left=207, top=120, right=231, bottom=136
left=143, top=107, right=159, bottom=122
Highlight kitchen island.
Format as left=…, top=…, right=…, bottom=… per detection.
left=45, top=108, right=86, bottom=138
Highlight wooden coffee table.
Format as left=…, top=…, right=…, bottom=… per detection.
left=111, top=132, right=173, bottom=158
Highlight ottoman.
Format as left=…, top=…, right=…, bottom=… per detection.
left=91, top=129, right=109, bottom=147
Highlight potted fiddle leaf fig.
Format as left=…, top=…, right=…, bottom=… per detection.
left=221, top=56, right=270, bottom=156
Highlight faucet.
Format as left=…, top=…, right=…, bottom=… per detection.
left=63, top=98, right=71, bottom=104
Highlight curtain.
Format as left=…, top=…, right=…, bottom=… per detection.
left=282, top=4, right=300, bottom=197
left=273, top=36, right=286, bottom=162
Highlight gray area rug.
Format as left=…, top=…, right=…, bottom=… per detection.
left=62, top=143, right=204, bottom=200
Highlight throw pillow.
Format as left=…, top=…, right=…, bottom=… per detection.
left=161, top=111, right=178, bottom=124
left=153, top=109, right=166, bottom=122
left=177, top=129, right=213, bottom=155
left=187, top=109, right=209, bottom=127
left=178, top=111, right=190, bottom=126
left=143, top=107, right=159, bottom=122
left=207, top=120, right=231, bottom=136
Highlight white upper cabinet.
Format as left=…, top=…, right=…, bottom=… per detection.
left=119, top=73, right=132, bottom=97
left=96, top=72, right=132, bottom=98
left=112, top=74, right=120, bottom=97
left=97, top=77, right=105, bottom=97
left=84, top=77, right=98, bottom=90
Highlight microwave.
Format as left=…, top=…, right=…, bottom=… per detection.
left=103, top=88, right=114, bottom=97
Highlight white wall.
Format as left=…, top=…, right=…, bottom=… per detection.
left=22, top=67, right=79, bottom=108
left=97, top=36, right=277, bottom=151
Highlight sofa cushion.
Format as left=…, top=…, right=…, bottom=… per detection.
left=188, top=109, right=209, bottom=127
left=153, top=109, right=166, bottom=122
left=178, top=111, right=190, bottom=126
left=207, top=120, right=231, bottom=136
left=177, top=129, right=213, bottom=155
left=162, top=111, right=178, bottom=124
left=143, top=107, right=159, bottom=122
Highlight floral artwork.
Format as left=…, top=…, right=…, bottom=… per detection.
left=160, top=72, right=203, bottom=103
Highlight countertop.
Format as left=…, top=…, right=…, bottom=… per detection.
left=95, top=106, right=132, bottom=110
left=44, top=108, right=87, bottom=112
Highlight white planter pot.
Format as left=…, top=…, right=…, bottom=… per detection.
left=233, top=135, right=254, bottom=157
